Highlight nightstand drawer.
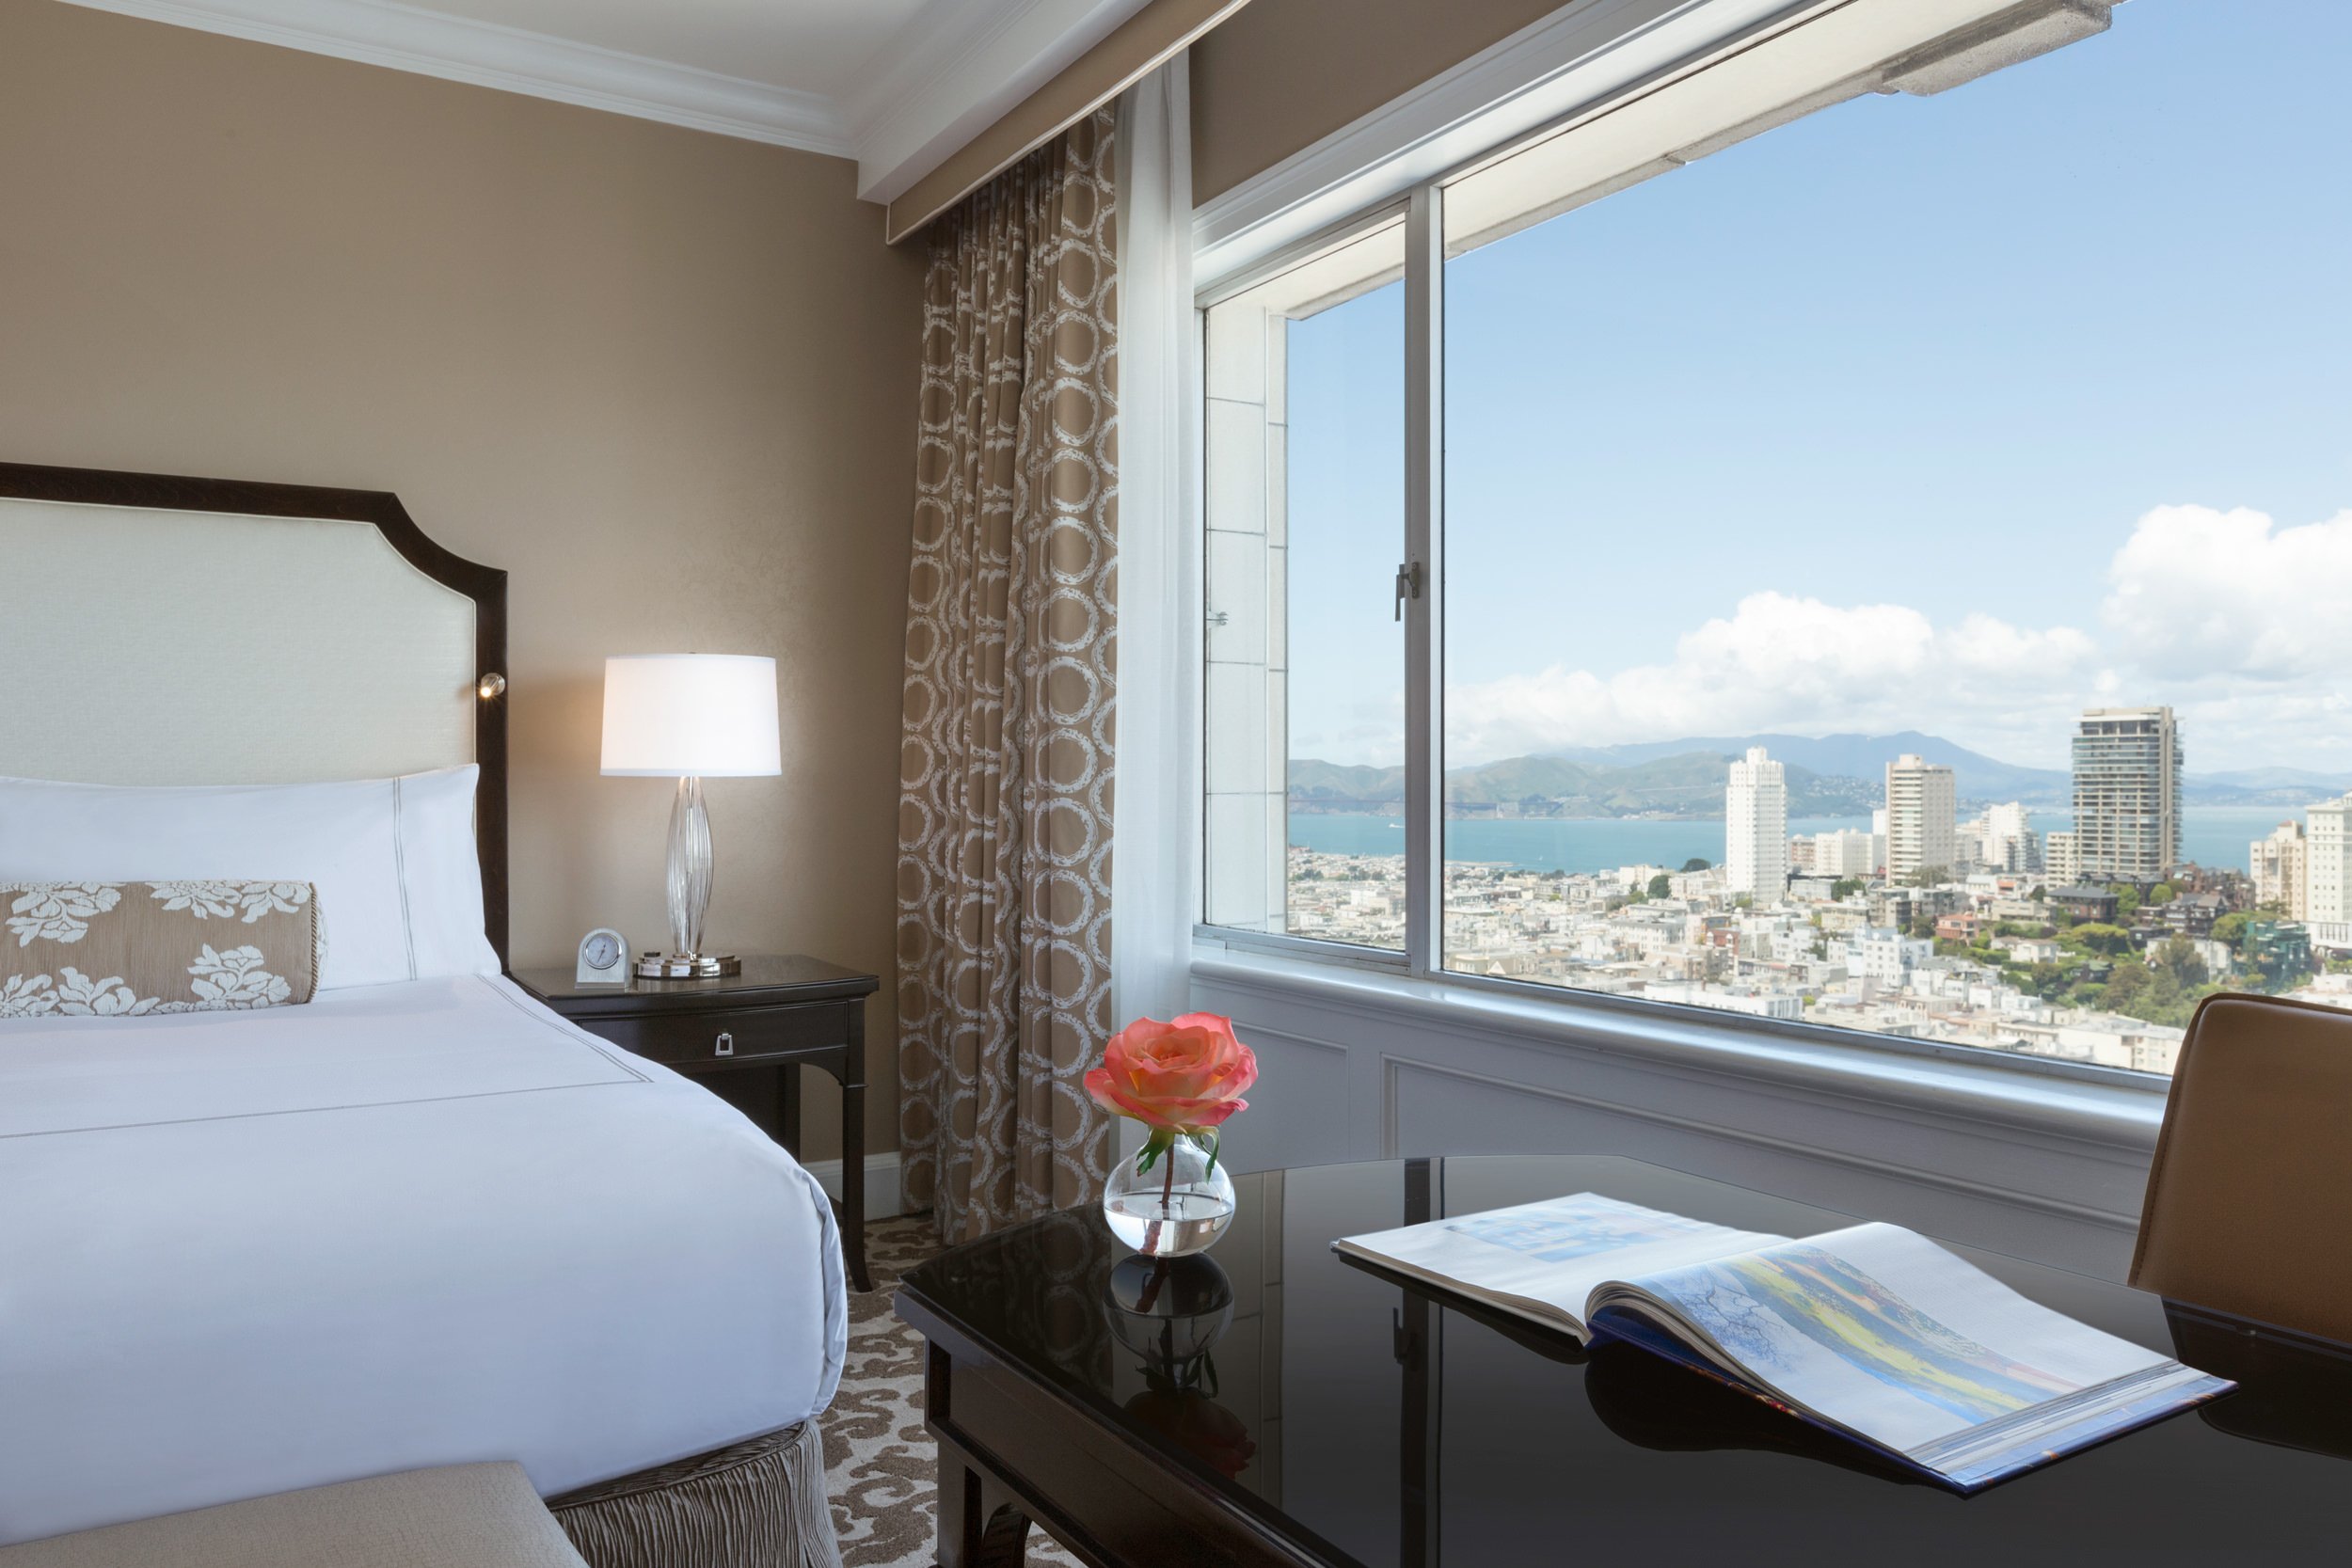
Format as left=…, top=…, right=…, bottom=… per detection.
left=578, top=1001, right=857, bottom=1070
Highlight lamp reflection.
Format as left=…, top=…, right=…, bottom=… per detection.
left=1104, top=1254, right=1259, bottom=1478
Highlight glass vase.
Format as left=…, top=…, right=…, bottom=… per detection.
left=1102, top=1132, right=1236, bottom=1258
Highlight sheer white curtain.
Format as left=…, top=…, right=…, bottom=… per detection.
left=1111, top=57, right=1200, bottom=1029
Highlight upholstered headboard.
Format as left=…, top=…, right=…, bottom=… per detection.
left=0, top=462, right=509, bottom=962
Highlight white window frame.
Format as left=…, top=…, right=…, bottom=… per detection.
left=1191, top=0, right=2170, bottom=1101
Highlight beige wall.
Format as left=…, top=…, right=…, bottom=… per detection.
left=1190, top=0, right=1569, bottom=202
left=0, top=0, right=925, bottom=1162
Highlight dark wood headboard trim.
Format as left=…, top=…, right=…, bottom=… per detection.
left=0, top=460, right=511, bottom=968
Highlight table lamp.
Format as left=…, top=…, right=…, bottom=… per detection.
left=600, top=654, right=781, bottom=979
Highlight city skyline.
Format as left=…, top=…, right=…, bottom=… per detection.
left=1269, top=721, right=2352, bottom=1076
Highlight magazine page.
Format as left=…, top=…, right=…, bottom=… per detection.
left=1334, top=1194, right=1787, bottom=1338
left=1589, top=1223, right=2234, bottom=1490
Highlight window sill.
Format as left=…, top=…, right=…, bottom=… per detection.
left=1189, top=942, right=2167, bottom=1156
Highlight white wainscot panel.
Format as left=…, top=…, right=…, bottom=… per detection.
left=1213, top=1022, right=1352, bottom=1177
left=1196, top=954, right=2164, bottom=1281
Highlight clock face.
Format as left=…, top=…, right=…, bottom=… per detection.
left=583, top=931, right=621, bottom=971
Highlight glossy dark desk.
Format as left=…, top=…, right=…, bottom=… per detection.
left=894, top=1155, right=2352, bottom=1567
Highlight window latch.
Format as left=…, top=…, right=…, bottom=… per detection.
left=1393, top=560, right=1423, bottom=622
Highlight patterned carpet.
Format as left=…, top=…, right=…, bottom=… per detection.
left=821, top=1216, right=1080, bottom=1568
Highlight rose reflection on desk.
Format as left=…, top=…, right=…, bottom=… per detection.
left=1104, top=1252, right=1259, bottom=1479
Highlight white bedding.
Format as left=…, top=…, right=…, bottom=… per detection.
left=0, top=975, right=848, bottom=1545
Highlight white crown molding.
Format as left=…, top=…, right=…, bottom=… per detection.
left=843, top=0, right=1150, bottom=206
left=58, top=0, right=1157, bottom=203
left=56, top=0, right=850, bottom=155
left=841, top=0, right=1066, bottom=156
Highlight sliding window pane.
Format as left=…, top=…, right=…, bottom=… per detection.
left=1437, top=0, right=2352, bottom=1072
left=1204, top=220, right=1406, bottom=947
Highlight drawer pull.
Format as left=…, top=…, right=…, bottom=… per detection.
left=716, top=1031, right=734, bottom=1057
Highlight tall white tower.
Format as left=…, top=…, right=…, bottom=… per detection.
left=2307, top=795, right=2352, bottom=927
left=1885, top=753, right=1957, bottom=880
left=2251, top=820, right=2309, bottom=918
left=1725, top=747, right=1788, bottom=904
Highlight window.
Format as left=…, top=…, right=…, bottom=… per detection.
left=1203, top=0, right=2352, bottom=1077
left=1204, top=220, right=1406, bottom=946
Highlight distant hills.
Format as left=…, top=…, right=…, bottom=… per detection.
left=2193, top=767, right=2352, bottom=802
left=1542, top=732, right=2071, bottom=805
left=1290, top=751, right=1874, bottom=818
left=1288, top=731, right=2352, bottom=818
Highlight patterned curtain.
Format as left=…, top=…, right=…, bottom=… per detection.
left=896, top=110, right=1119, bottom=1245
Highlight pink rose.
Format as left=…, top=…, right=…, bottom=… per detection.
left=1085, top=1013, right=1259, bottom=1133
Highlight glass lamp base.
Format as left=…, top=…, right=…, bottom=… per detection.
left=634, top=952, right=739, bottom=980
left=646, top=775, right=730, bottom=982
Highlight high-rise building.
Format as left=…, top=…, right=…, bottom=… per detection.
left=1884, top=753, right=1956, bottom=880
left=1811, top=829, right=1881, bottom=878
left=2307, top=796, right=2352, bottom=927
left=2071, top=706, right=2181, bottom=880
left=1979, top=801, right=2041, bottom=873
left=1724, top=747, right=1788, bottom=903
left=2046, top=830, right=2081, bottom=886
left=2251, top=820, right=2309, bottom=918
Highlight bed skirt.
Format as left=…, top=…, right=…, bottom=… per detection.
left=548, top=1421, right=840, bottom=1568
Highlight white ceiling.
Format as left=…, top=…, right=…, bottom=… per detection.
left=396, top=0, right=933, bottom=92
left=56, top=0, right=1151, bottom=204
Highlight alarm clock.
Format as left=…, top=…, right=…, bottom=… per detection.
left=576, top=927, right=630, bottom=986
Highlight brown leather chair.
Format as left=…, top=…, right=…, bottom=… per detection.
left=2130, top=991, right=2352, bottom=1345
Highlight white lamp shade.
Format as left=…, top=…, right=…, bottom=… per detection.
left=600, top=655, right=782, bottom=777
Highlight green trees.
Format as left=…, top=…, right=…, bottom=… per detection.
left=1646, top=873, right=1673, bottom=900
left=2101, top=963, right=2153, bottom=1010
left=1680, top=857, right=1711, bottom=872
left=2086, top=939, right=2221, bottom=1026
left=2148, top=882, right=2178, bottom=907
left=2151, top=936, right=2208, bottom=988
left=1830, top=877, right=1865, bottom=900
left=2211, top=911, right=2250, bottom=951
left=2066, top=923, right=2136, bottom=957
left=1904, top=864, right=1950, bottom=888
left=2024, top=958, right=2071, bottom=999
left=2108, top=883, right=2142, bottom=920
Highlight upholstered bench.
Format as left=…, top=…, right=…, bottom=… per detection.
left=0, top=1463, right=588, bottom=1568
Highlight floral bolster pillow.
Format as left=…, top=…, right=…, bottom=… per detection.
left=1, top=881, right=321, bottom=1018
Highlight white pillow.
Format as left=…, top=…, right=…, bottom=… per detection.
left=0, top=767, right=499, bottom=990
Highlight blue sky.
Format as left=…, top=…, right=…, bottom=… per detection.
left=1281, top=0, right=2352, bottom=772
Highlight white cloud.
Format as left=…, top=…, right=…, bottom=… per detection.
left=1297, top=504, right=2352, bottom=770
left=2104, top=504, right=2352, bottom=681
left=1443, top=592, right=2094, bottom=765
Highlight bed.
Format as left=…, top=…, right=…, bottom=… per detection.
left=0, top=463, right=846, bottom=1566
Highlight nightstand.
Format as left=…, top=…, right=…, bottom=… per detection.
left=512, top=954, right=882, bottom=1291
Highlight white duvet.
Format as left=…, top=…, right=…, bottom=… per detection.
left=0, top=975, right=848, bottom=1545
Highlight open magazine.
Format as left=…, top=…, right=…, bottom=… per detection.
left=1336, top=1194, right=2233, bottom=1493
